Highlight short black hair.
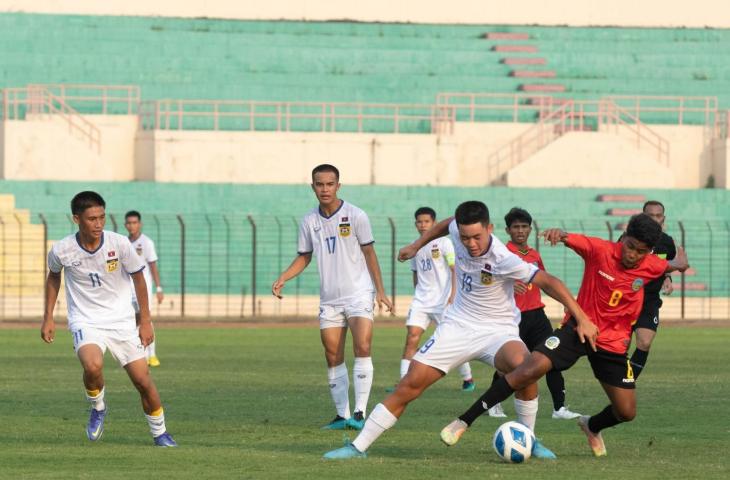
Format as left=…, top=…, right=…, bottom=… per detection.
left=311, top=164, right=340, bottom=182
left=504, top=207, right=532, bottom=228
left=455, top=201, right=490, bottom=226
left=71, top=191, right=105, bottom=216
left=125, top=210, right=141, bottom=221
left=414, top=207, right=436, bottom=220
left=643, top=200, right=665, bottom=213
left=626, top=213, right=663, bottom=248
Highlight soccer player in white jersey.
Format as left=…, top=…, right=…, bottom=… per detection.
left=398, top=207, right=475, bottom=391
left=323, top=200, right=592, bottom=460
left=40, top=191, right=176, bottom=447
left=124, top=210, right=164, bottom=367
left=272, top=164, right=393, bottom=431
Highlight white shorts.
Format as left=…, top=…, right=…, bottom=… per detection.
left=406, top=308, right=444, bottom=330
left=412, top=319, right=524, bottom=374
left=319, top=296, right=374, bottom=329
left=70, top=326, right=146, bottom=367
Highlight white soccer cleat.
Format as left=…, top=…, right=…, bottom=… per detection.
left=552, top=406, right=582, bottom=420
left=440, top=419, right=468, bottom=446
left=488, top=403, right=507, bottom=418
left=578, top=415, right=607, bottom=457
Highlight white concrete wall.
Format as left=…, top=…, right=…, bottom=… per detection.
left=2, top=114, right=138, bottom=181
left=0, top=0, right=728, bottom=28
left=712, top=138, right=730, bottom=189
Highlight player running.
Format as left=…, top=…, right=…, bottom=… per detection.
left=440, top=214, right=688, bottom=457
left=272, top=164, right=393, bottom=431
left=323, top=200, right=591, bottom=460
left=40, top=191, right=176, bottom=446
left=397, top=206, right=474, bottom=392
left=124, top=210, right=165, bottom=367
left=487, top=208, right=582, bottom=420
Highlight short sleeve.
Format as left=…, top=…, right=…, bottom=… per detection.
left=297, top=219, right=313, bottom=255
left=120, top=237, right=146, bottom=274
left=645, top=255, right=669, bottom=280
left=410, top=257, right=417, bottom=272
left=536, top=251, right=546, bottom=272
left=354, top=210, right=375, bottom=246
left=442, top=238, right=456, bottom=266
left=47, top=246, right=62, bottom=273
left=145, top=237, right=159, bottom=263
left=499, top=252, right=539, bottom=283
left=565, top=233, right=596, bottom=260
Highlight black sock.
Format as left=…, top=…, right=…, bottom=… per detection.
left=630, top=348, right=649, bottom=380
left=458, top=376, right=515, bottom=426
left=588, top=405, right=622, bottom=433
left=490, top=370, right=501, bottom=387
left=545, top=369, right=566, bottom=411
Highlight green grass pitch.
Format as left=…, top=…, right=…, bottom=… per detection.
left=1, top=325, right=728, bottom=479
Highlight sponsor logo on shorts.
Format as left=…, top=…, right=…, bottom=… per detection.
left=632, top=278, right=644, bottom=291
left=598, top=270, right=615, bottom=282
left=622, top=377, right=635, bottom=384
left=653, top=316, right=659, bottom=325
left=106, top=259, right=119, bottom=272
left=545, top=336, right=560, bottom=350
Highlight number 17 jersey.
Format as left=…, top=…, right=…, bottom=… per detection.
left=297, top=201, right=375, bottom=306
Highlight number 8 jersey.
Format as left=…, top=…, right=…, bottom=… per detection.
left=48, top=231, right=146, bottom=331
left=297, top=201, right=375, bottom=305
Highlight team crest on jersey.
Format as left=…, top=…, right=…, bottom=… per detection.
left=136, top=246, right=143, bottom=256
left=338, top=222, right=351, bottom=237
left=631, top=278, right=644, bottom=291
left=431, top=246, right=441, bottom=259
left=480, top=269, right=493, bottom=285
left=106, top=258, right=118, bottom=272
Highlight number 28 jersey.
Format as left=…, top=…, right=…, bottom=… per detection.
left=48, top=231, right=146, bottom=331
left=444, top=221, right=539, bottom=329
left=410, top=237, right=455, bottom=312
left=297, top=201, right=375, bottom=305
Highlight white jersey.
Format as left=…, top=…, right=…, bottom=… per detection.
left=410, top=236, right=455, bottom=312
left=297, top=200, right=375, bottom=305
left=128, top=233, right=158, bottom=299
left=444, top=221, right=538, bottom=329
left=48, top=231, right=146, bottom=331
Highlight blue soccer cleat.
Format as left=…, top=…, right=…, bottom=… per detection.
left=462, top=379, right=476, bottom=392
left=321, top=415, right=349, bottom=430
left=153, top=432, right=178, bottom=447
left=347, top=411, right=365, bottom=431
left=323, top=441, right=367, bottom=460
left=86, top=408, right=107, bottom=441
left=532, top=438, right=557, bottom=459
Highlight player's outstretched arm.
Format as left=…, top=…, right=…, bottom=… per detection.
left=398, top=216, right=453, bottom=262
left=362, top=244, right=394, bottom=313
left=532, top=270, right=598, bottom=351
left=132, top=271, right=154, bottom=347
left=41, top=271, right=61, bottom=343
left=539, top=228, right=569, bottom=246
left=666, top=246, right=689, bottom=273
left=272, top=253, right=311, bottom=299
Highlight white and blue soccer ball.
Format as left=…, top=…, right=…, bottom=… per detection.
left=492, top=421, right=535, bottom=463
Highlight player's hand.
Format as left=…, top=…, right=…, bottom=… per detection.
left=661, top=277, right=674, bottom=296
left=514, top=281, right=528, bottom=295
left=673, top=247, right=689, bottom=272
left=40, top=318, right=55, bottom=343
left=271, top=278, right=285, bottom=299
left=398, top=244, right=418, bottom=262
left=575, top=317, right=598, bottom=352
left=376, top=291, right=394, bottom=315
left=138, top=321, right=154, bottom=347
left=156, top=291, right=164, bottom=305
left=540, top=229, right=566, bottom=246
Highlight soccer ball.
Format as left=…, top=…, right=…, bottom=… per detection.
left=492, top=421, right=535, bottom=463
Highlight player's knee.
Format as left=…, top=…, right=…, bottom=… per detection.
left=614, top=403, right=636, bottom=422
left=405, top=332, right=421, bottom=348
left=130, top=374, right=152, bottom=393
left=83, top=361, right=104, bottom=378
left=354, top=344, right=371, bottom=357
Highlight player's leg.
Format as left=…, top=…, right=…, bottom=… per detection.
left=401, top=311, right=428, bottom=378
left=124, top=359, right=176, bottom=446
left=320, top=313, right=351, bottom=429
left=457, top=362, right=475, bottom=391
left=485, top=370, right=507, bottom=417
left=630, top=326, right=657, bottom=379
left=348, top=315, right=374, bottom=427
left=146, top=290, right=160, bottom=366
left=76, top=340, right=107, bottom=441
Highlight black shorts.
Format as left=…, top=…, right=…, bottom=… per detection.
left=633, top=298, right=661, bottom=332
left=534, top=318, right=636, bottom=389
left=518, top=308, right=554, bottom=351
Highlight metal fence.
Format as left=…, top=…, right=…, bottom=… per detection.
left=0, top=213, right=728, bottom=321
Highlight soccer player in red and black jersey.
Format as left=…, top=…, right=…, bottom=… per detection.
left=440, top=213, right=688, bottom=457
left=487, top=208, right=582, bottom=420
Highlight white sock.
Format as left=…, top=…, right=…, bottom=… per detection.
left=353, top=356, right=374, bottom=415
left=457, top=362, right=473, bottom=381
left=399, top=359, right=411, bottom=379
left=327, top=363, right=350, bottom=419
left=148, top=340, right=157, bottom=357
left=145, top=408, right=167, bottom=437
left=351, top=403, right=397, bottom=452
left=86, top=387, right=106, bottom=411
left=514, top=396, right=539, bottom=433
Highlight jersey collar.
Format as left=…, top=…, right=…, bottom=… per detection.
left=75, top=231, right=105, bottom=255
left=318, top=199, right=344, bottom=220
left=507, top=240, right=531, bottom=256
